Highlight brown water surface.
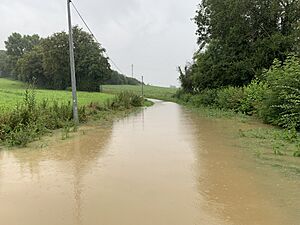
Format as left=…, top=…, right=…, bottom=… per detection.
left=0, top=101, right=299, bottom=225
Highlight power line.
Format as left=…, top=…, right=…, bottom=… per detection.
left=70, top=0, right=124, bottom=74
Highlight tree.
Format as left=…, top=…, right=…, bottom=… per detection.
left=0, top=50, right=8, bottom=77
left=4, top=33, right=40, bottom=78
left=4, top=26, right=138, bottom=90
left=103, top=70, right=141, bottom=85
left=16, top=46, right=45, bottom=85
left=73, top=27, right=111, bottom=91
left=182, top=0, right=300, bottom=93
left=17, top=26, right=112, bottom=91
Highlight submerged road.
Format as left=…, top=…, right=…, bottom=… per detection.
left=0, top=100, right=299, bottom=225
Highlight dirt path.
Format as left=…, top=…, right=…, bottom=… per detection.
left=0, top=101, right=299, bottom=225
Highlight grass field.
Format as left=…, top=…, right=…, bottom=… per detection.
left=102, top=85, right=177, bottom=101
left=0, top=78, right=114, bottom=112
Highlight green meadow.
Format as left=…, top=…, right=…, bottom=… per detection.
left=102, top=85, right=177, bottom=102
left=0, top=78, right=114, bottom=112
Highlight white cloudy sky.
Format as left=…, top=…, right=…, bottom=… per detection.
left=0, top=0, right=199, bottom=86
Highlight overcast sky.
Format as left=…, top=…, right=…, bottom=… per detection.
left=0, top=0, right=199, bottom=86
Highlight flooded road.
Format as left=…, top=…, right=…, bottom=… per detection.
left=0, top=101, right=299, bottom=225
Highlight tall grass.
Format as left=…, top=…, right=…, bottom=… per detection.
left=0, top=88, right=144, bottom=147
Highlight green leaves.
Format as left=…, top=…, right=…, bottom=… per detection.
left=262, top=55, right=300, bottom=130
left=5, top=26, right=113, bottom=92
left=181, top=0, right=300, bottom=93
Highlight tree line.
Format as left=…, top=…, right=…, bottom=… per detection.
left=180, top=0, right=300, bottom=92
left=178, top=0, right=300, bottom=130
left=0, top=26, right=140, bottom=91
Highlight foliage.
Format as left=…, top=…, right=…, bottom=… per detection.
left=4, top=33, right=40, bottom=78
left=0, top=50, right=8, bottom=76
left=0, top=88, right=74, bottom=146
left=103, top=71, right=141, bottom=85
left=16, top=46, right=44, bottom=84
left=240, top=80, right=268, bottom=115
left=15, top=26, right=111, bottom=91
left=180, top=0, right=300, bottom=92
left=178, top=56, right=300, bottom=130
left=2, top=27, right=137, bottom=91
left=107, top=91, right=144, bottom=110
left=0, top=87, right=144, bottom=147
left=260, top=55, right=300, bottom=129
left=215, top=86, right=245, bottom=112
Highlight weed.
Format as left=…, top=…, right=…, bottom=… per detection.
left=0, top=89, right=144, bottom=147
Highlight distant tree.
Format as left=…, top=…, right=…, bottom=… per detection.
left=178, top=64, right=195, bottom=93
left=0, top=50, right=8, bottom=77
left=126, top=76, right=141, bottom=85
left=5, top=27, right=140, bottom=90
left=17, top=26, right=112, bottom=91
left=73, top=27, right=111, bottom=91
left=16, top=46, right=45, bottom=85
left=40, top=31, right=70, bottom=89
left=103, top=71, right=141, bottom=85
left=4, top=33, right=40, bottom=78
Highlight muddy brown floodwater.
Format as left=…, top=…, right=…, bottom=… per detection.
left=0, top=100, right=299, bottom=225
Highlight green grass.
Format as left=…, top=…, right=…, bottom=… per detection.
left=102, top=85, right=177, bottom=101
left=238, top=127, right=300, bottom=176
left=0, top=78, right=114, bottom=112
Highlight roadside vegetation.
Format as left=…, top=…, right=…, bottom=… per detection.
left=102, top=84, right=177, bottom=101
left=0, top=80, right=144, bottom=147
left=176, top=0, right=300, bottom=174
left=177, top=56, right=300, bottom=131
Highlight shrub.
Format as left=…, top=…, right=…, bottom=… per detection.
left=261, top=56, right=300, bottom=129
left=216, top=86, right=245, bottom=112
left=0, top=88, right=81, bottom=146
left=240, top=80, right=267, bottom=115
left=191, top=89, right=218, bottom=107
left=0, top=89, right=144, bottom=147
left=108, top=91, right=144, bottom=110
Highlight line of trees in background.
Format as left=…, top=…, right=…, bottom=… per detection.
left=178, top=0, right=300, bottom=130
left=0, top=26, right=140, bottom=91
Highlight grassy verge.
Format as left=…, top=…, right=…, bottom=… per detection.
left=0, top=83, right=145, bottom=147
left=182, top=102, right=300, bottom=176
left=102, top=84, right=177, bottom=102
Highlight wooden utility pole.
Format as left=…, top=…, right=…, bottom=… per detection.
left=67, top=0, right=79, bottom=124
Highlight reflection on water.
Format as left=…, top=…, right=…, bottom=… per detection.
left=0, top=101, right=299, bottom=225
left=0, top=125, right=112, bottom=225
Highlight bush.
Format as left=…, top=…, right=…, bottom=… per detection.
left=240, top=80, right=267, bottom=115
left=107, top=91, right=144, bottom=110
left=261, top=56, right=300, bottom=129
left=0, top=89, right=144, bottom=147
left=215, top=86, right=245, bottom=112
left=0, top=88, right=83, bottom=146
left=192, top=89, right=218, bottom=107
